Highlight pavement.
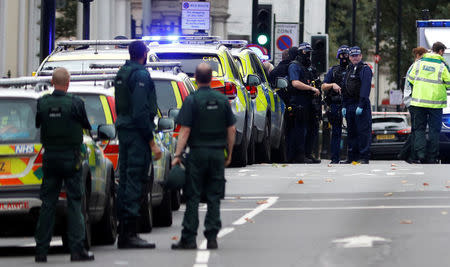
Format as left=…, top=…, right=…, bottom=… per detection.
left=1, top=161, right=450, bottom=267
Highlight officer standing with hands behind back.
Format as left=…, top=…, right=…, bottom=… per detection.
left=34, top=67, right=94, bottom=262
left=114, top=40, right=161, bottom=249
left=322, top=45, right=350, bottom=164
left=341, top=46, right=373, bottom=164
left=171, top=63, right=236, bottom=250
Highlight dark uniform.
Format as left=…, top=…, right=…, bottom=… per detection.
left=323, top=45, right=350, bottom=163
left=175, top=86, right=235, bottom=245
left=114, top=60, right=157, bottom=242
left=35, top=90, right=91, bottom=257
left=286, top=43, right=321, bottom=163
left=342, top=47, right=373, bottom=163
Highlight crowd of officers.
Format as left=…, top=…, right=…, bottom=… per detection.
left=269, top=42, right=373, bottom=164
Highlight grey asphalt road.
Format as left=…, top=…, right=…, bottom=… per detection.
left=1, top=161, right=450, bottom=267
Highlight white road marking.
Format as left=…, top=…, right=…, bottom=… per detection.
left=233, top=197, right=279, bottom=225
left=114, top=261, right=129, bottom=265
left=24, top=239, right=62, bottom=247
left=271, top=196, right=450, bottom=202
left=196, top=251, right=210, bottom=263
left=332, top=235, right=391, bottom=248
left=264, top=205, right=450, bottom=211
left=217, top=227, right=235, bottom=238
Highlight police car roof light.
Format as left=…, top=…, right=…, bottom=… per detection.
left=417, top=20, right=450, bottom=28
left=0, top=75, right=118, bottom=88
left=219, top=40, right=248, bottom=48
left=56, top=39, right=147, bottom=47
left=37, top=70, right=121, bottom=76
left=89, top=61, right=182, bottom=69
left=142, top=35, right=220, bottom=45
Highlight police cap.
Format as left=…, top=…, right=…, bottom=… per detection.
left=165, top=163, right=186, bottom=190
left=336, top=45, right=350, bottom=58
left=349, top=46, right=362, bottom=56
left=129, top=40, right=149, bottom=60
left=298, top=42, right=313, bottom=52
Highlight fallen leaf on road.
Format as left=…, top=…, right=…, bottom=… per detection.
left=256, top=200, right=268, bottom=205
left=351, top=161, right=359, bottom=165
left=391, top=163, right=397, bottom=167
left=392, top=168, right=397, bottom=170
left=401, top=180, right=408, bottom=184
left=171, top=236, right=179, bottom=240
left=441, top=211, right=448, bottom=215
left=328, top=164, right=332, bottom=167
left=423, top=182, right=429, bottom=186
left=325, top=178, right=334, bottom=182
left=272, top=163, right=279, bottom=168
left=400, top=220, right=413, bottom=224
left=297, top=179, right=304, bottom=184
left=384, top=192, right=393, bottom=197
left=235, top=196, right=241, bottom=199
left=245, top=218, right=255, bottom=223
left=281, top=164, right=288, bottom=167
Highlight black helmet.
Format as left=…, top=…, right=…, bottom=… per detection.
left=165, top=163, right=186, bottom=190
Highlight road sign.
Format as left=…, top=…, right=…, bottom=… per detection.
left=276, top=35, right=293, bottom=51
left=181, top=1, right=210, bottom=31
left=274, top=23, right=299, bottom=65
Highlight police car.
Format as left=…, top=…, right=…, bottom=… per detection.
left=35, top=39, right=160, bottom=75
left=0, top=79, right=117, bottom=247
left=148, top=36, right=255, bottom=167
left=228, top=42, right=287, bottom=163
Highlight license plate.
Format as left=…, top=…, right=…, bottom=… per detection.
left=376, top=134, right=395, bottom=140
left=0, top=160, right=11, bottom=174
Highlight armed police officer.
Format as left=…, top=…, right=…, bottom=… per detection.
left=269, top=49, right=295, bottom=105
left=171, top=63, right=236, bottom=250
left=341, top=46, right=373, bottom=164
left=322, top=45, right=350, bottom=164
left=35, top=68, right=94, bottom=262
left=115, top=40, right=161, bottom=249
left=286, top=43, right=321, bottom=163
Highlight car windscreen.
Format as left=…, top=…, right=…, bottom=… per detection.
left=41, top=59, right=126, bottom=72
left=372, top=117, right=405, bottom=124
left=75, top=94, right=107, bottom=133
left=156, top=53, right=223, bottom=77
left=0, top=98, right=39, bottom=144
left=154, top=80, right=177, bottom=116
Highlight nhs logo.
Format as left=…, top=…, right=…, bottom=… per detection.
left=15, top=145, right=34, bottom=154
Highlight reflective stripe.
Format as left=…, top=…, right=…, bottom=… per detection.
left=438, top=64, right=444, bottom=82
left=99, top=95, right=113, bottom=124
left=409, top=76, right=446, bottom=85
left=411, top=98, right=447, bottom=105
left=171, top=81, right=183, bottom=109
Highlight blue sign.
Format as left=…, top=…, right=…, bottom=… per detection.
left=276, top=35, right=293, bottom=51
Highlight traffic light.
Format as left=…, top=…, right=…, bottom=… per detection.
left=252, top=5, right=272, bottom=53
left=311, top=35, right=328, bottom=73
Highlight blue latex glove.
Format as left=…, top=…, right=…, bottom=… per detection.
left=356, top=107, right=363, bottom=116
left=342, top=108, right=346, bottom=117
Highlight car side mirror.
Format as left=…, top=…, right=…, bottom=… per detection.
left=275, top=77, right=288, bottom=89
left=97, top=124, right=116, bottom=140
left=168, top=109, right=180, bottom=121
left=158, top=118, right=175, bottom=132
left=245, top=74, right=261, bottom=87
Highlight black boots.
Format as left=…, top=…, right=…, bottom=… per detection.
left=305, top=155, right=321, bottom=164
left=35, top=255, right=47, bottom=263
left=118, top=219, right=156, bottom=249
left=207, top=239, right=218, bottom=249
left=171, top=240, right=197, bottom=250
left=70, top=249, right=95, bottom=261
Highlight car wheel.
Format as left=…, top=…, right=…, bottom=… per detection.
left=82, top=190, right=92, bottom=250
left=171, top=189, right=181, bottom=211
left=153, top=189, right=173, bottom=227
left=256, top=119, right=271, bottom=163
left=92, top=173, right=117, bottom=245
left=247, top=127, right=256, bottom=165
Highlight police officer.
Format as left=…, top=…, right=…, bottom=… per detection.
left=322, top=45, right=350, bottom=164
left=341, top=46, right=373, bottom=164
left=35, top=68, right=94, bottom=262
left=407, top=42, right=450, bottom=164
left=269, top=49, right=294, bottom=105
left=171, top=63, right=236, bottom=250
left=287, top=43, right=321, bottom=163
left=115, top=40, right=161, bottom=249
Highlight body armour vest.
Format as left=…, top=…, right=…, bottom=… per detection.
left=114, top=63, right=142, bottom=116
left=288, top=61, right=316, bottom=97
left=343, top=62, right=365, bottom=101
left=325, top=65, right=347, bottom=105
left=188, top=89, right=228, bottom=147
left=39, top=94, right=83, bottom=149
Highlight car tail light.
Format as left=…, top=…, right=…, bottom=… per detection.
left=173, top=124, right=181, bottom=138
left=106, top=96, right=117, bottom=122
left=104, top=139, right=119, bottom=154
left=397, top=128, right=411, bottom=135
left=246, top=85, right=257, bottom=99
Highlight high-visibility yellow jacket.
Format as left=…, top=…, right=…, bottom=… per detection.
left=407, top=53, right=450, bottom=108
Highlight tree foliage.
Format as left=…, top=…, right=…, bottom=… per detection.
left=328, top=0, right=450, bottom=85
left=55, top=0, right=78, bottom=40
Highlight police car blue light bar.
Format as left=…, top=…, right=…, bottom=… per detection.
left=141, top=35, right=220, bottom=45
left=219, top=40, right=248, bottom=48
left=89, top=62, right=182, bottom=69
left=417, top=20, right=450, bottom=28
left=57, top=39, right=144, bottom=47
left=0, top=75, right=117, bottom=87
